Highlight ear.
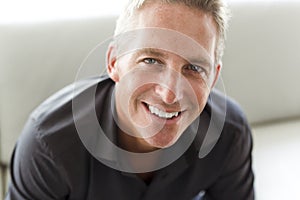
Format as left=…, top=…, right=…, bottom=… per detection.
left=106, top=43, right=119, bottom=83
left=210, top=62, right=222, bottom=89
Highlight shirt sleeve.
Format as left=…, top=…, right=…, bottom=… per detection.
left=5, top=118, right=69, bottom=200
left=205, top=122, right=255, bottom=200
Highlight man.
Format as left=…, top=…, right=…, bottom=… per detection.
left=6, top=0, right=254, bottom=199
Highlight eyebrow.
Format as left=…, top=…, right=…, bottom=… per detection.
left=133, top=48, right=169, bottom=58
left=188, top=57, right=213, bottom=68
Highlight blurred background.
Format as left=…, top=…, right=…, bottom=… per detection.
left=0, top=0, right=300, bottom=199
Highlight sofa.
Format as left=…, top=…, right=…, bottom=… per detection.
left=1, top=1, right=300, bottom=199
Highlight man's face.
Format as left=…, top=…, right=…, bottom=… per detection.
left=107, top=2, right=220, bottom=151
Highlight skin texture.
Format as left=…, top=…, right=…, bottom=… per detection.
left=107, top=2, right=221, bottom=154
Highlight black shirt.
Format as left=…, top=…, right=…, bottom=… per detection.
left=6, top=76, right=254, bottom=200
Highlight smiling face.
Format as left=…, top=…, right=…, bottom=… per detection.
left=107, top=2, right=220, bottom=152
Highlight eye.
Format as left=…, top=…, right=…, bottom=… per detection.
left=185, top=64, right=207, bottom=74
left=142, top=58, right=160, bottom=65
left=183, top=64, right=210, bottom=80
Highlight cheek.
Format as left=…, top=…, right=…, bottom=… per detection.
left=197, top=90, right=209, bottom=110
left=117, top=73, right=154, bottom=111
left=189, top=81, right=210, bottom=111
left=121, top=71, right=153, bottom=94
left=115, top=55, right=135, bottom=79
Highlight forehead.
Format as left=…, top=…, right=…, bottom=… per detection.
left=114, top=27, right=214, bottom=67
left=130, top=2, right=218, bottom=57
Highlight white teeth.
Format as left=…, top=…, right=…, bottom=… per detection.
left=148, top=105, right=179, bottom=119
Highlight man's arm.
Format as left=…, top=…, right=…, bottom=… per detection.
left=205, top=122, right=255, bottom=200
left=5, top=118, right=69, bottom=200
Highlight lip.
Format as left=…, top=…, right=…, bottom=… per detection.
left=141, top=102, right=182, bottom=125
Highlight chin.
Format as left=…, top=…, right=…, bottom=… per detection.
left=145, top=133, right=180, bottom=149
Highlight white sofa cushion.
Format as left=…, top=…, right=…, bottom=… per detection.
left=252, top=119, right=300, bottom=200
left=222, top=1, right=300, bottom=123
left=0, top=17, right=117, bottom=163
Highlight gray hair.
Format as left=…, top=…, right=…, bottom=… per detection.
left=114, top=0, right=231, bottom=64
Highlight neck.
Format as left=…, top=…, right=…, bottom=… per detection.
left=118, top=129, right=158, bottom=184
left=118, top=128, right=158, bottom=153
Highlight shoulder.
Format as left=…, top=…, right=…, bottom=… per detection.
left=197, top=89, right=253, bottom=167
left=194, top=89, right=252, bottom=160
left=195, top=91, right=255, bottom=200
left=208, top=89, right=250, bottom=131
left=11, top=75, right=115, bottom=197
left=202, top=89, right=252, bottom=157
left=21, top=75, right=114, bottom=156
left=30, top=75, right=112, bottom=125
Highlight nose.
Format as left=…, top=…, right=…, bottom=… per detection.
left=154, top=70, right=183, bottom=104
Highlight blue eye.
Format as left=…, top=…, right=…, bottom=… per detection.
left=187, top=64, right=205, bottom=73
left=143, top=58, right=159, bottom=64
left=184, top=64, right=208, bottom=78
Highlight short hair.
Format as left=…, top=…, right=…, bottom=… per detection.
left=114, top=0, right=231, bottom=64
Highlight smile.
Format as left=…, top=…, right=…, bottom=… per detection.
left=146, top=104, right=181, bottom=119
